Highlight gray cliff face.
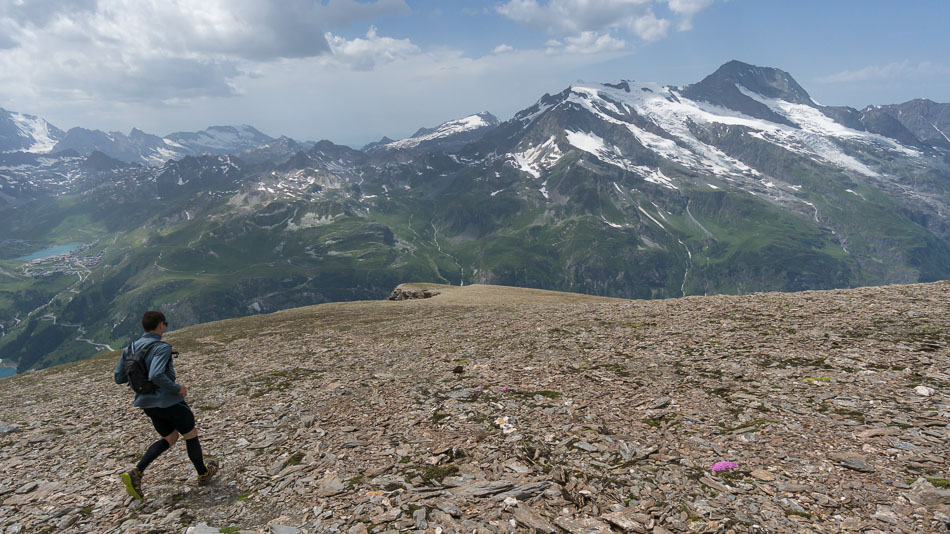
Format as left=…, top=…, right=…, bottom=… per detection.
left=875, top=99, right=950, bottom=149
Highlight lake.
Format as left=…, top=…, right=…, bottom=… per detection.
left=14, top=243, right=81, bottom=261
left=0, top=368, right=15, bottom=379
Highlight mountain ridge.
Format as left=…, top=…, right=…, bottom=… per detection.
left=1, top=59, right=949, bottom=375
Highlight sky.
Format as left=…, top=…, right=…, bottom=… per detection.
left=1, top=0, right=948, bottom=147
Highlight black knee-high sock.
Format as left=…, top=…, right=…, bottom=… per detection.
left=137, top=439, right=171, bottom=472
left=185, top=436, right=208, bottom=475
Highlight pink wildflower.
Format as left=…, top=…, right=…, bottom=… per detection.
left=710, top=461, right=738, bottom=472
left=500, top=386, right=510, bottom=392
left=474, top=385, right=485, bottom=391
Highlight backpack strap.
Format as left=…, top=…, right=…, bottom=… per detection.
left=131, top=340, right=163, bottom=371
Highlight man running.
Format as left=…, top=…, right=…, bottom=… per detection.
left=114, top=310, right=219, bottom=500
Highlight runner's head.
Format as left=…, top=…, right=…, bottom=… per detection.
left=142, top=311, right=167, bottom=333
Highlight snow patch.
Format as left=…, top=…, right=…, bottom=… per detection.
left=10, top=113, right=58, bottom=152
left=637, top=206, right=666, bottom=229
left=633, top=166, right=677, bottom=190
left=386, top=114, right=492, bottom=150
left=508, top=137, right=562, bottom=179
left=286, top=212, right=338, bottom=230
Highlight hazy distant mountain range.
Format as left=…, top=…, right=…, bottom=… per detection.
left=1, top=60, right=949, bottom=373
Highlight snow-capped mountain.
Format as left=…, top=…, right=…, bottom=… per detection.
left=4, top=60, right=950, bottom=372
left=0, top=108, right=65, bottom=153
left=492, top=61, right=929, bottom=184
left=51, top=125, right=275, bottom=166
left=165, top=125, right=273, bottom=157
left=367, top=112, right=499, bottom=154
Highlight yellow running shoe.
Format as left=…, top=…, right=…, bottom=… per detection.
left=197, top=459, right=220, bottom=486
left=120, top=468, right=144, bottom=501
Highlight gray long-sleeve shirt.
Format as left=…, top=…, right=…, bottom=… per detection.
left=113, top=332, right=183, bottom=408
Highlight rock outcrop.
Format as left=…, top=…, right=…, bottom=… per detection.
left=388, top=286, right=441, bottom=301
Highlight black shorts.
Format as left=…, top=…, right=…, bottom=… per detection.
left=142, top=402, right=196, bottom=437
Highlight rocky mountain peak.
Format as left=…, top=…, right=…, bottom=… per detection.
left=680, top=60, right=814, bottom=127
left=874, top=98, right=950, bottom=149
left=696, top=60, right=814, bottom=105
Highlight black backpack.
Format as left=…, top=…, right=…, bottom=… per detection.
left=124, top=340, right=166, bottom=394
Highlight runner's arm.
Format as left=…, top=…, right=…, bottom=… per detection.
left=113, top=349, right=129, bottom=384
left=147, top=343, right=181, bottom=394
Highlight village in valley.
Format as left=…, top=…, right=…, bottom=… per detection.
left=18, top=243, right=102, bottom=279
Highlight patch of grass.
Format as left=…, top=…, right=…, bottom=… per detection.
left=644, top=416, right=664, bottom=428
left=246, top=368, right=323, bottom=398
left=802, top=376, right=832, bottom=382
left=219, top=527, right=240, bottom=534
left=597, top=363, right=631, bottom=377
left=346, top=474, right=364, bottom=489
left=784, top=510, right=812, bottom=519
left=927, top=477, right=950, bottom=488
left=431, top=412, right=450, bottom=423
left=287, top=452, right=305, bottom=466
left=420, top=464, right=458, bottom=484
left=234, top=491, right=253, bottom=502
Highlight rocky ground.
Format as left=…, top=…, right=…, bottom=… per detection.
left=1, top=282, right=949, bottom=534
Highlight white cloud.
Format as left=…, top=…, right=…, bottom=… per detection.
left=666, top=0, right=714, bottom=30
left=496, top=0, right=709, bottom=46
left=235, top=45, right=633, bottom=146
left=562, top=32, right=627, bottom=54
left=632, top=11, right=669, bottom=41
left=817, top=61, right=950, bottom=84
left=0, top=0, right=717, bottom=146
left=324, top=26, right=421, bottom=71
left=0, top=0, right=411, bottom=107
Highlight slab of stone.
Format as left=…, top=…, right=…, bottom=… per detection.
left=553, top=516, right=613, bottom=534
left=830, top=453, right=875, bottom=473
left=600, top=507, right=649, bottom=533
left=512, top=505, right=558, bottom=533
left=315, top=476, right=345, bottom=497
left=856, top=427, right=901, bottom=438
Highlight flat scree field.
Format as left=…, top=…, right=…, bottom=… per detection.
left=1, top=282, right=948, bottom=533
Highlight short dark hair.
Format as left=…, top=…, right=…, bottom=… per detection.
left=142, top=310, right=167, bottom=332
